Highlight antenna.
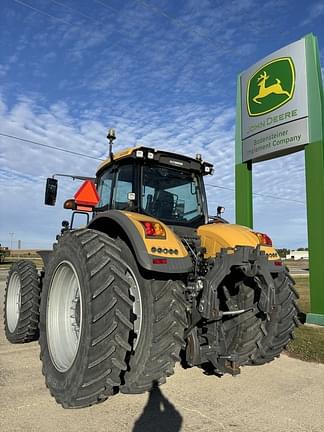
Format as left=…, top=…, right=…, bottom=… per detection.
left=107, top=128, right=116, bottom=159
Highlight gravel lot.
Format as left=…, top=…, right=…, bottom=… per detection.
left=0, top=268, right=323, bottom=432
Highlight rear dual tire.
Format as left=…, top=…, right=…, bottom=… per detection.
left=119, top=241, right=187, bottom=394
left=4, top=260, right=40, bottom=343
left=39, top=230, right=187, bottom=407
left=39, top=229, right=133, bottom=408
left=198, top=265, right=299, bottom=374
left=251, top=269, right=300, bottom=365
left=221, top=268, right=300, bottom=368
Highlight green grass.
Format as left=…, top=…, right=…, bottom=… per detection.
left=294, top=276, right=310, bottom=313
left=286, top=275, right=324, bottom=363
left=287, top=326, right=324, bottom=363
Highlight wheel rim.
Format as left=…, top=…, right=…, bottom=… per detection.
left=47, top=261, right=82, bottom=372
left=126, top=267, right=142, bottom=350
left=6, top=272, right=21, bottom=332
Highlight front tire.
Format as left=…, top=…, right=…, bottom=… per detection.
left=4, top=260, right=40, bottom=343
left=39, top=229, right=133, bottom=408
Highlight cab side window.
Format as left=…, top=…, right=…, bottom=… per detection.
left=113, top=164, right=134, bottom=210
left=97, top=167, right=114, bottom=208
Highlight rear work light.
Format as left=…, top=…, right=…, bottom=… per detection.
left=253, top=231, right=273, bottom=247
left=140, top=221, right=166, bottom=239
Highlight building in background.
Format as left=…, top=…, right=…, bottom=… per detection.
left=286, top=250, right=309, bottom=260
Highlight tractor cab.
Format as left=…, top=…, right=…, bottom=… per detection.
left=95, top=146, right=214, bottom=229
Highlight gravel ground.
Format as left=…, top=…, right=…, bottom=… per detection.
left=0, top=269, right=323, bottom=432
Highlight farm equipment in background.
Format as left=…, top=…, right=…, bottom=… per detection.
left=0, top=244, right=10, bottom=263
left=4, top=130, right=299, bottom=408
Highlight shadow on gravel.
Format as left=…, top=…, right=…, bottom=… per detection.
left=133, top=382, right=182, bottom=432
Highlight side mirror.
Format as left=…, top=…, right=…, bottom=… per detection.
left=45, top=178, right=58, bottom=206
left=217, top=206, right=225, bottom=217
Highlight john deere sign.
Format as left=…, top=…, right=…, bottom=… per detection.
left=235, top=34, right=324, bottom=326
left=247, top=57, right=295, bottom=116
left=239, top=38, right=309, bottom=163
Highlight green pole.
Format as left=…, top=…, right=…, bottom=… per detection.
left=235, top=75, right=253, bottom=228
left=305, top=34, right=324, bottom=325
left=235, top=163, right=253, bottom=228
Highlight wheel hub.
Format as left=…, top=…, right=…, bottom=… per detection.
left=46, top=261, right=82, bottom=372
left=6, top=272, right=21, bottom=332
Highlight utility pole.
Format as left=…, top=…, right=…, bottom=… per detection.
left=9, top=232, right=15, bottom=250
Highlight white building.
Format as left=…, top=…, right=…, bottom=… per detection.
left=286, top=250, right=309, bottom=260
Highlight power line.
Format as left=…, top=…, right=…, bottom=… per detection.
left=135, top=0, right=226, bottom=51
left=205, top=183, right=305, bottom=205
left=0, top=132, right=105, bottom=161
left=11, top=0, right=73, bottom=26
left=51, top=0, right=106, bottom=23
left=252, top=191, right=304, bottom=205
left=1, top=131, right=305, bottom=206
left=92, top=0, right=119, bottom=14
left=13, top=0, right=133, bottom=54
left=49, top=0, right=114, bottom=26
left=49, top=0, right=100, bottom=23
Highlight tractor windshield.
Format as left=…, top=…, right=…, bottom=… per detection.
left=141, top=164, right=205, bottom=227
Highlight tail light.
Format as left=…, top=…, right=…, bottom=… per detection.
left=140, top=221, right=166, bottom=239
left=153, top=258, right=168, bottom=265
left=253, top=231, right=273, bottom=246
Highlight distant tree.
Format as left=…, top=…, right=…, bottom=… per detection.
left=277, top=248, right=290, bottom=258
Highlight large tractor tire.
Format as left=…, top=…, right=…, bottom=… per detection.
left=220, top=276, right=263, bottom=365
left=250, top=269, right=299, bottom=365
left=39, top=229, right=133, bottom=408
left=118, top=241, right=188, bottom=394
left=4, top=260, right=40, bottom=343
left=198, top=268, right=263, bottom=375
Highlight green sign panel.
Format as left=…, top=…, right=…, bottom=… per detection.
left=239, top=38, right=309, bottom=163
left=247, top=57, right=295, bottom=117
left=235, top=34, right=324, bottom=326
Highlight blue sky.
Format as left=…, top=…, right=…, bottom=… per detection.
left=0, top=0, right=324, bottom=249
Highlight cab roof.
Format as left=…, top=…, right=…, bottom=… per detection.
left=96, top=146, right=214, bottom=176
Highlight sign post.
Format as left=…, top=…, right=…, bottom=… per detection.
left=236, top=34, right=324, bottom=325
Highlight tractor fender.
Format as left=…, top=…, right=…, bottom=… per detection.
left=197, top=223, right=280, bottom=260
left=88, top=210, right=193, bottom=274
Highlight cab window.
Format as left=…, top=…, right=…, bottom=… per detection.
left=97, top=167, right=114, bottom=208
left=113, top=164, right=134, bottom=210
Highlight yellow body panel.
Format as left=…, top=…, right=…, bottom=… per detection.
left=97, top=147, right=140, bottom=174
left=197, top=223, right=280, bottom=260
left=123, top=212, right=188, bottom=258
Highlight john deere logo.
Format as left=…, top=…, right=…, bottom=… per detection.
left=247, top=57, right=295, bottom=116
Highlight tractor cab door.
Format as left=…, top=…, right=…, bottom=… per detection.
left=112, top=163, right=135, bottom=210
left=96, top=162, right=136, bottom=212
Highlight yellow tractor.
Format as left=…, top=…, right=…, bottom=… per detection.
left=4, top=131, right=299, bottom=408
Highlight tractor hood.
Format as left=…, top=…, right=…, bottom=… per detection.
left=197, top=223, right=280, bottom=260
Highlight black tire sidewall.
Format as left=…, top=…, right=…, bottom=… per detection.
left=5, top=262, right=26, bottom=337
left=4, top=261, right=39, bottom=342
left=39, top=238, right=94, bottom=399
left=117, top=241, right=154, bottom=382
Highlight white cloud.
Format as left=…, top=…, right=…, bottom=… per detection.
left=0, top=93, right=308, bottom=249
left=302, top=1, right=324, bottom=25
left=0, top=0, right=313, bottom=250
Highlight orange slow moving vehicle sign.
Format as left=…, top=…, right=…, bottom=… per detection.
left=74, top=180, right=100, bottom=208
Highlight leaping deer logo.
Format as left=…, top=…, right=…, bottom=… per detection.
left=253, top=71, right=291, bottom=104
